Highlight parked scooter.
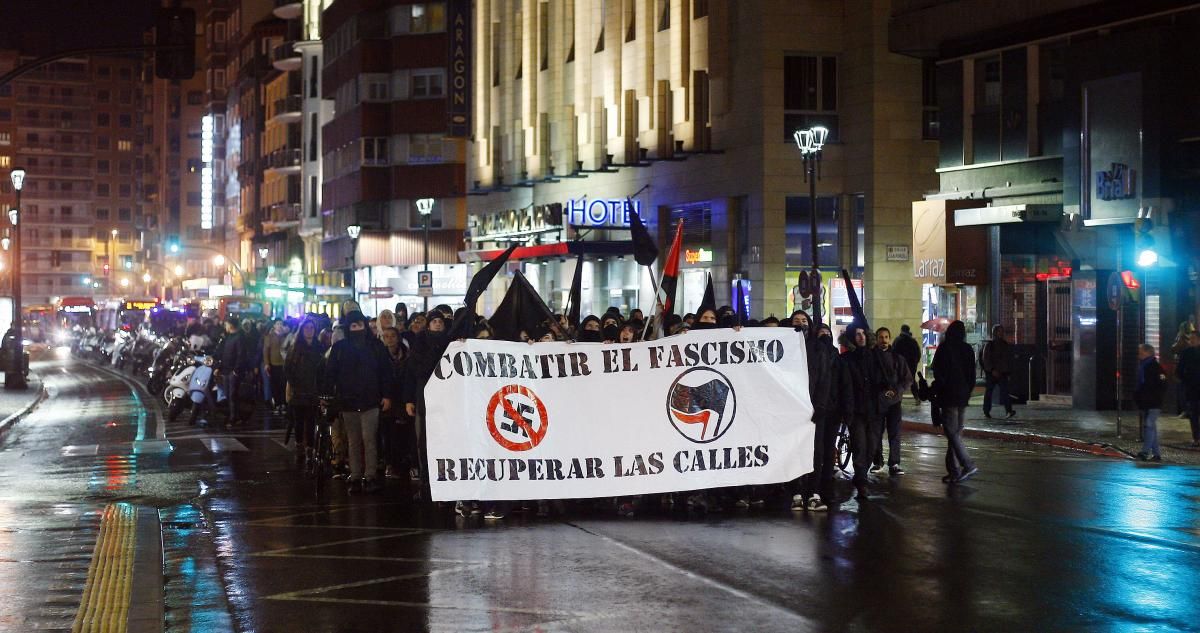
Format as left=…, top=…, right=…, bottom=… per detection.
left=165, top=352, right=205, bottom=422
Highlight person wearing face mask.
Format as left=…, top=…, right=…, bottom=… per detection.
left=794, top=323, right=848, bottom=512
left=577, top=315, right=603, bottom=342
left=691, top=308, right=719, bottom=330
left=403, top=311, right=452, bottom=493
left=841, top=326, right=885, bottom=501
left=323, top=310, right=395, bottom=494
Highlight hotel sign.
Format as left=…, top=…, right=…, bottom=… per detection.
left=471, top=204, right=564, bottom=241
left=566, top=198, right=644, bottom=228
left=447, top=0, right=471, bottom=137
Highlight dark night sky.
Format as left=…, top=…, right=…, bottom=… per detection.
left=0, top=0, right=157, bottom=56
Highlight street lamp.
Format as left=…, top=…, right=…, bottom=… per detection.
left=6, top=167, right=26, bottom=389
left=793, top=126, right=829, bottom=327
left=416, top=198, right=434, bottom=312
left=174, top=265, right=184, bottom=277
left=346, top=224, right=361, bottom=303
left=120, top=277, right=130, bottom=288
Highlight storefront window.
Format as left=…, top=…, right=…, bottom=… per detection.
left=786, top=195, right=839, bottom=269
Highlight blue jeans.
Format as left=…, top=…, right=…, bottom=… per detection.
left=984, top=375, right=1012, bottom=415
left=1141, top=409, right=1161, bottom=458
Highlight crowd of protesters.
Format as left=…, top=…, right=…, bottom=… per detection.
left=170, top=294, right=1014, bottom=519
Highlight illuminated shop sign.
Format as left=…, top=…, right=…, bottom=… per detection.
left=684, top=248, right=713, bottom=264
left=123, top=301, right=159, bottom=311
left=61, top=305, right=93, bottom=314
left=1095, top=162, right=1136, bottom=201
left=471, top=204, right=563, bottom=240
left=565, top=198, right=643, bottom=228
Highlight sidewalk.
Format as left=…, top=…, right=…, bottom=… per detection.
left=902, top=391, right=1200, bottom=464
left=0, top=370, right=47, bottom=438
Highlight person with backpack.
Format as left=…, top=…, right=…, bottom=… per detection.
left=1135, top=344, right=1167, bottom=462
left=980, top=325, right=1015, bottom=419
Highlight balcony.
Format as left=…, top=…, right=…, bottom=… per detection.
left=17, top=116, right=92, bottom=131
left=20, top=189, right=94, bottom=201
left=23, top=236, right=94, bottom=250
left=265, top=148, right=302, bottom=174
left=273, top=0, right=302, bottom=20
left=18, top=93, right=92, bottom=108
left=271, top=41, right=301, bottom=72
left=32, top=165, right=94, bottom=178
left=271, top=95, right=303, bottom=123
left=26, top=260, right=94, bottom=274
left=262, top=203, right=302, bottom=235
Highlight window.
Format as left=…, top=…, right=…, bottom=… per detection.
left=61, top=206, right=73, bottom=217
left=117, top=140, right=132, bottom=152
left=96, top=208, right=110, bottom=220
left=118, top=208, right=131, bottom=221
left=411, top=69, right=445, bottom=98
left=783, top=54, right=839, bottom=142
left=365, top=77, right=389, bottom=101
left=120, top=88, right=132, bottom=104
left=119, top=160, right=131, bottom=175
left=409, top=134, right=445, bottom=163
left=97, top=66, right=110, bottom=77
left=187, top=91, right=203, bottom=105
left=118, top=67, right=132, bottom=81
left=186, top=158, right=201, bottom=173
left=186, top=191, right=201, bottom=206
left=0, top=132, right=8, bottom=145
left=118, top=184, right=131, bottom=198
left=658, top=0, right=670, bottom=31
left=391, top=2, right=446, bottom=34
left=214, top=22, right=226, bottom=43
left=0, top=109, right=9, bottom=122
left=118, top=114, right=132, bottom=128
left=97, top=183, right=110, bottom=197
left=96, top=89, right=110, bottom=103
left=539, top=3, right=549, bottom=71
left=361, top=137, right=389, bottom=165
left=922, top=60, right=939, bottom=140
left=97, top=136, right=109, bottom=150
left=214, top=69, right=226, bottom=89
left=0, top=156, right=9, bottom=168
left=97, top=159, right=109, bottom=174
left=408, top=200, right=444, bottom=229
left=97, top=113, right=110, bottom=127
left=625, top=0, right=636, bottom=42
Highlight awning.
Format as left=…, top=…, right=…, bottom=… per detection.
left=459, top=240, right=635, bottom=263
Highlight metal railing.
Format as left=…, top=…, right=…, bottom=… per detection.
left=272, top=95, right=303, bottom=117
left=271, top=42, right=299, bottom=64
left=267, top=148, right=302, bottom=170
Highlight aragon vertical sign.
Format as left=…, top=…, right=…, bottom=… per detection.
left=447, top=0, right=471, bottom=137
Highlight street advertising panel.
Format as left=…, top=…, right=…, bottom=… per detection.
left=425, top=329, right=814, bottom=501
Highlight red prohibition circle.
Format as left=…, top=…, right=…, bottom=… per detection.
left=485, top=385, right=549, bottom=451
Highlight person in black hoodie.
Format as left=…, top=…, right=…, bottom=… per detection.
left=577, top=315, right=603, bottom=342
left=931, top=320, right=979, bottom=483
left=842, top=326, right=883, bottom=500
left=403, top=311, right=452, bottom=490
left=215, top=317, right=246, bottom=426
left=324, top=310, right=395, bottom=494
left=1134, top=344, right=1166, bottom=462
left=796, top=322, right=850, bottom=511
left=285, top=318, right=326, bottom=460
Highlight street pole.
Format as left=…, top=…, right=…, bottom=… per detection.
left=346, top=224, right=361, bottom=309
left=423, top=213, right=430, bottom=313
left=7, top=168, right=26, bottom=390
left=806, top=152, right=821, bottom=327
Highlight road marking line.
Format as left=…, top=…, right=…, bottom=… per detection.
left=252, top=531, right=427, bottom=556
left=62, top=445, right=100, bottom=457
left=200, top=437, right=249, bottom=453
left=71, top=503, right=136, bottom=633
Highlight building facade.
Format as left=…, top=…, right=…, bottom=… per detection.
left=466, top=0, right=937, bottom=327
left=320, top=0, right=469, bottom=318
left=891, top=1, right=1200, bottom=409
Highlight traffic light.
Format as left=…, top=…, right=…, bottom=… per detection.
left=166, top=235, right=180, bottom=254
left=1135, top=207, right=1158, bottom=267
left=155, top=8, right=196, bottom=80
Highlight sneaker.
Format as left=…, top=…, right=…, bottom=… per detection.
left=942, top=473, right=959, bottom=484
left=1005, top=411, right=1017, bottom=420
left=889, top=465, right=905, bottom=476
left=870, top=464, right=888, bottom=475
left=470, top=503, right=482, bottom=516
left=483, top=510, right=505, bottom=521
left=409, top=468, right=421, bottom=481
left=384, top=466, right=400, bottom=480
left=1137, top=452, right=1149, bottom=461
left=983, top=411, right=992, bottom=419
left=734, top=498, right=750, bottom=509
left=807, top=498, right=829, bottom=512
left=1151, top=455, right=1162, bottom=462
left=791, top=494, right=807, bottom=511
left=955, top=466, right=979, bottom=483
left=455, top=501, right=470, bottom=517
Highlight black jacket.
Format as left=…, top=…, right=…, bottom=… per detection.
left=403, top=331, right=450, bottom=405
left=323, top=332, right=396, bottom=412
left=892, top=332, right=921, bottom=375
left=1178, top=347, right=1200, bottom=400
left=931, top=335, right=976, bottom=408
left=807, top=337, right=851, bottom=416
left=216, top=331, right=246, bottom=372
left=285, top=340, right=327, bottom=406
left=1135, top=357, right=1167, bottom=410
left=842, top=347, right=884, bottom=417
left=981, top=337, right=1013, bottom=376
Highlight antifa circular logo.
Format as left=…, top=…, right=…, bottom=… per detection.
left=665, top=367, right=737, bottom=444
left=486, top=385, right=549, bottom=452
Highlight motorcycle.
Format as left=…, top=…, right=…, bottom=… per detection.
left=164, top=352, right=206, bottom=422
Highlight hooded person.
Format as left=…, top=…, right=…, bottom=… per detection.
left=691, top=308, right=720, bottom=331
left=577, top=315, right=603, bottom=343
left=761, top=316, right=780, bottom=327
left=795, top=322, right=850, bottom=512
left=601, top=323, right=620, bottom=343
left=401, top=311, right=452, bottom=491
left=931, top=320, right=979, bottom=484
left=322, top=310, right=395, bottom=493
left=840, top=325, right=886, bottom=500
left=790, top=310, right=811, bottom=334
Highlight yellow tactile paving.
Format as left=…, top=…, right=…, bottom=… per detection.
left=71, top=503, right=136, bottom=633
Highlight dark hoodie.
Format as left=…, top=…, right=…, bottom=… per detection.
left=323, top=325, right=395, bottom=412
left=404, top=318, right=451, bottom=406
left=931, top=321, right=977, bottom=408
left=577, top=315, right=603, bottom=342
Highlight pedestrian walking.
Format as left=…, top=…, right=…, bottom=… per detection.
left=872, top=327, right=913, bottom=476
left=1174, top=330, right=1200, bottom=447
left=1134, top=343, right=1166, bottom=462
left=795, top=323, right=848, bottom=511
left=930, top=320, right=979, bottom=484
left=980, top=325, right=1015, bottom=419
left=285, top=318, right=326, bottom=459
left=264, top=319, right=289, bottom=412
left=323, top=310, right=395, bottom=494
left=892, top=324, right=921, bottom=396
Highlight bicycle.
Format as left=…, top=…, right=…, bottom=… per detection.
left=312, top=397, right=337, bottom=501
left=835, top=421, right=852, bottom=474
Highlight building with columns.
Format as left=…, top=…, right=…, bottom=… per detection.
left=465, top=0, right=936, bottom=328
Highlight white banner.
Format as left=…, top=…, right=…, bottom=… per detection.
left=425, top=328, right=814, bottom=501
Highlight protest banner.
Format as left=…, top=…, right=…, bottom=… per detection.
left=424, top=328, right=814, bottom=501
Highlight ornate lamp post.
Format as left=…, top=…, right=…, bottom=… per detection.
left=793, top=126, right=829, bottom=326
left=416, top=198, right=435, bottom=312
left=6, top=167, right=27, bottom=389
left=346, top=224, right=361, bottom=304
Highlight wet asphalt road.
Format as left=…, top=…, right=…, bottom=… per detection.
left=3, top=354, right=1200, bottom=632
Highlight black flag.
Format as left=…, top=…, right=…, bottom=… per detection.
left=733, top=279, right=746, bottom=325
left=489, top=271, right=561, bottom=342
left=628, top=198, right=658, bottom=266
left=566, top=251, right=585, bottom=329
left=841, top=268, right=869, bottom=334
left=449, top=244, right=518, bottom=338
left=698, top=273, right=716, bottom=315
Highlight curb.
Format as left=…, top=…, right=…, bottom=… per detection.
left=902, top=420, right=1135, bottom=459
left=0, top=374, right=48, bottom=437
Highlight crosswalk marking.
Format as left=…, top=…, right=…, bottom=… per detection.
left=62, top=445, right=99, bottom=457
left=200, top=437, right=250, bottom=453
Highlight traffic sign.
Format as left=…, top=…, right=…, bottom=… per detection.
left=417, top=270, right=433, bottom=289
left=1107, top=272, right=1123, bottom=311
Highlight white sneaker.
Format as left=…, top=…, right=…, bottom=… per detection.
left=870, top=464, right=888, bottom=475
left=791, top=494, right=806, bottom=511
left=807, top=498, right=829, bottom=512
